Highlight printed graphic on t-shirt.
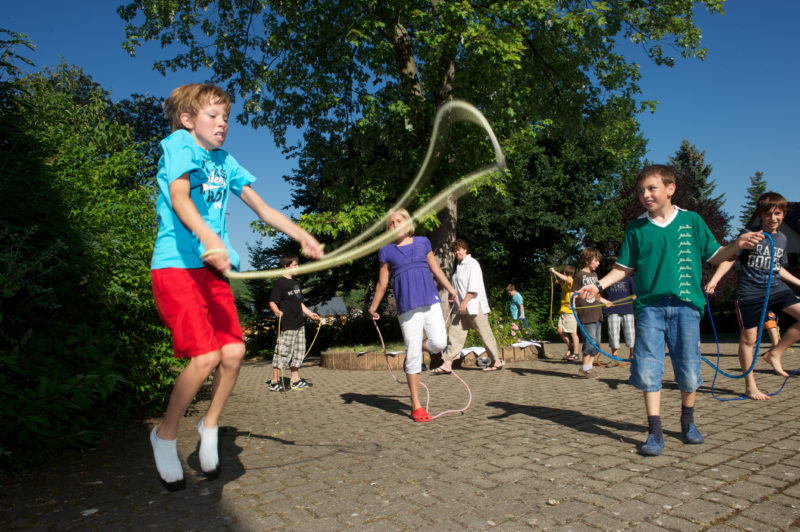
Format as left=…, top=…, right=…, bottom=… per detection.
left=194, top=161, right=228, bottom=212
left=677, top=223, right=695, bottom=301
left=746, top=241, right=783, bottom=272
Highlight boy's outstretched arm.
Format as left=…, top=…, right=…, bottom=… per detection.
left=779, top=267, right=800, bottom=289
left=704, top=258, right=735, bottom=294
left=170, top=176, right=231, bottom=272
left=709, top=231, right=765, bottom=265
left=576, top=266, right=629, bottom=301
left=301, top=303, right=321, bottom=321
left=239, top=185, right=323, bottom=259
left=548, top=267, right=570, bottom=283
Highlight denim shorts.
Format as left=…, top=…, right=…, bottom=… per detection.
left=581, top=321, right=601, bottom=355
left=629, top=297, right=702, bottom=393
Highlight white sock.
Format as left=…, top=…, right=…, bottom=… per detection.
left=150, top=427, right=183, bottom=483
left=197, top=417, right=219, bottom=473
left=582, top=364, right=593, bottom=371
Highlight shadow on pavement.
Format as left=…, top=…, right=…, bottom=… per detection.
left=486, top=401, right=644, bottom=446
left=340, top=392, right=410, bottom=418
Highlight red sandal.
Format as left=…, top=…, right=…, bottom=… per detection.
left=411, top=407, right=432, bottom=422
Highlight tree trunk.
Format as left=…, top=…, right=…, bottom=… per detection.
left=431, top=193, right=457, bottom=267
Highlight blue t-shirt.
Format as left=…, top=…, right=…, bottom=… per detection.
left=603, top=275, right=635, bottom=315
left=378, top=236, right=441, bottom=315
left=736, top=229, right=791, bottom=302
left=509, top=292, right=524, bottom=319
left=151, top=129, right=256, bottom=270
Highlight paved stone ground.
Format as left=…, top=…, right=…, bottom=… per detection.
left=3, top=341, right=800, bottom=531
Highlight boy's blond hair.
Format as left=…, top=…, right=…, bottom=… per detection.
left=636, top=164, right=676, bottom=187
left=164, top=83, right=232, bottom=131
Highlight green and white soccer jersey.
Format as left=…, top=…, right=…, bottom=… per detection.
left=617, top=208, right=721, bottom=315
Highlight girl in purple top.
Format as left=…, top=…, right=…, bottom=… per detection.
left=368, top=209, right=456, bottom=422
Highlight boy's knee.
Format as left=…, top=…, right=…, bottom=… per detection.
left=192, top=350, right=223, bottom=374
left=221, top=342, right=246, bottom=366
left=740, top=330, right=758, bottom=346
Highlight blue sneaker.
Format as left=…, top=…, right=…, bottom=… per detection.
left=682, top=423, right=705, bottom=444
left=639, top=432, right=664, bottom=456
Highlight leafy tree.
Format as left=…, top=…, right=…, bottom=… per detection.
left=119, top=0, right=726, bottom=339
left=109, top=92, right=172, bottom=189
left=0, top=28, right=35, bottom=81
left=0, top=63, right=172, bottom=469
left=119, top=0, right=723, bottom=251
left=739, top=171, right=767, bottom=230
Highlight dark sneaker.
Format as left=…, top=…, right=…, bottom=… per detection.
left=578, top=367, right=598, bottom=378
left=267, top=381, right=282, bottom=392
left=291, top=379, right=312, bottom=389
left=639, top=432, right=665, bottom=456
left=682, top=423, right=705, bottom=444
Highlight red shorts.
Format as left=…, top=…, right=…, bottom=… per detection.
left=151, top=268, right=243, bottom=358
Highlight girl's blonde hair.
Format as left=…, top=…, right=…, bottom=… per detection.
left=387, top=208, right=415, bottom=235
left=164, top=83, right=231, bottom=131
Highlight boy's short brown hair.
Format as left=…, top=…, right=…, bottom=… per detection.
left=164, top=83, right=232, bottom=131
left=279, top=253, right=299, bottom=268
left=579, top=248, right=602, bottom=267
left=748, top=192, right=788, bottom=228
left=755, top=192, right=787, bottom=216
left=636, top=164, right=676, bottom=187
left=563, top=265, right=576, bottom=277
left=450, top=239, right=469, bottom=253
left=506, top=284, right=515, bottom=292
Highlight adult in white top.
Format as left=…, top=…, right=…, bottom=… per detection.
left=432, top=239, right=503, bottom=374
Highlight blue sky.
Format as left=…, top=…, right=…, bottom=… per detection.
left=6, top=1, right=799, bottom=269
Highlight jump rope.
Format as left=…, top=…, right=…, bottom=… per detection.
left=566, top=232, right=800, bottom=401
left=370, top=303, right=473, bottom=419
left=200, top=99, right=503, bottom=411
left=204, top=100, right=506, bottom=282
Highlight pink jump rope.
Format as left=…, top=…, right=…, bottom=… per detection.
left=371, top=302, right=472, bottom=419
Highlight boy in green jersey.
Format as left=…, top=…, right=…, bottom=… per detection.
left=578, top=165, right=764, bottom=456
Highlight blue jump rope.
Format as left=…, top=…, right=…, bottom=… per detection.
left=570, top=232, right=799, bottom=401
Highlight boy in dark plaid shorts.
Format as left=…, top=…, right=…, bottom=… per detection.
left=268, top=254, right=320, bottom=391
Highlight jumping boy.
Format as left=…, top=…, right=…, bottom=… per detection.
left=149, top=83, right=322, bottom=490
left=268, top=253, right=321, bottom=391
left=578, top=164, right=763, bottom=456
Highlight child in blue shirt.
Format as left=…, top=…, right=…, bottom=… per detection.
left=149, top=83, right=322, bottom=490
left=506, top=284, right=526, bottom=325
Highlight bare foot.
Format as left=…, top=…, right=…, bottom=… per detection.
left=763, top=349, right=789, bottom=377
left=746, top=388, right=770, bottom=401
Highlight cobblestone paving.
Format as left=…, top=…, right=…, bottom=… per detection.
left=3, top=342, right=800, bottom=530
